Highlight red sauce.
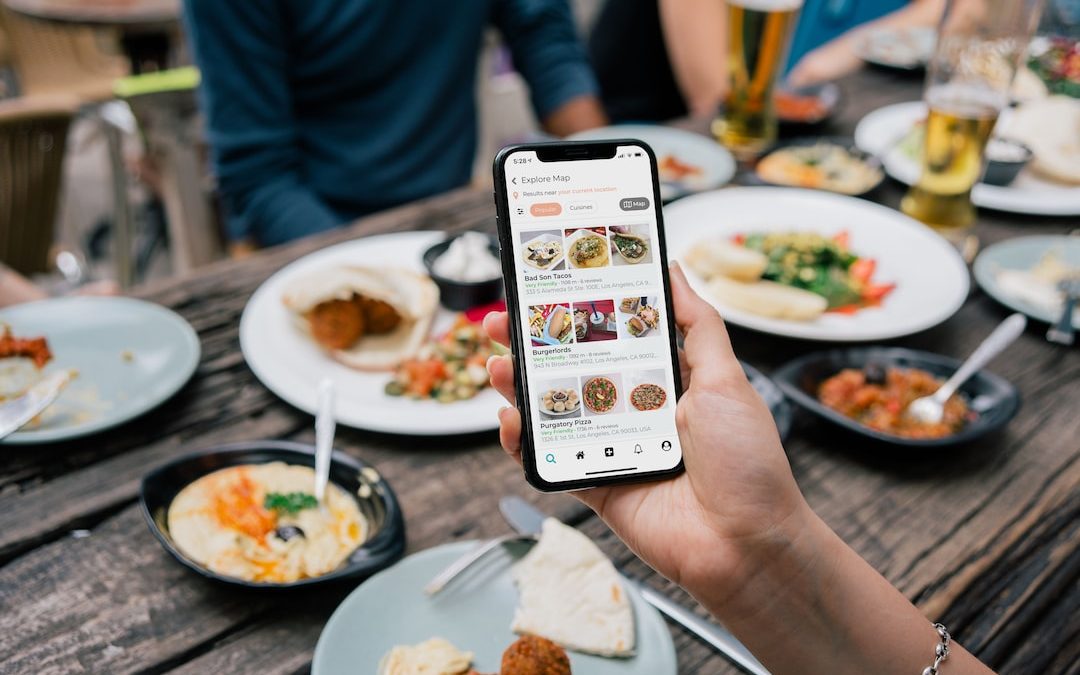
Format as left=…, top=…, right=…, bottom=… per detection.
left=0, top=327, right=52, bottom=369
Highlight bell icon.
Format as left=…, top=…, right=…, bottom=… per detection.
left=634, top=444, right=643, bottom=454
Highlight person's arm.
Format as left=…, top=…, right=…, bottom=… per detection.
left=0, top=263, right=47, bottom=309
left=484, top=265, right=995, bottom=675
left=492, top=0, right=607, bottom=136
left=658, top=0, right=729, bottom=118
left=183, top=0, right=341, bottom=247
left=788, top=0, right=946, bottom=86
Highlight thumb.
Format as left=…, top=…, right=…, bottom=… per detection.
left=668, top=262, right=745, bottom=389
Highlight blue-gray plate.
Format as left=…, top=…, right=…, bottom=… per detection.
left=772, top=348, right=1020, bottom=448
left=973, top=235, right=1080, bottom=330
left=0, top=296, right=200, bottom=444
left=312, top=541, right=677, bottom=674
left=141, top=440, right=405, bottom=589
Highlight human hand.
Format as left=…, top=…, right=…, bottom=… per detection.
left=787, top=36, right=865, bottom=88
left=484, top=264, right=811, bottom=608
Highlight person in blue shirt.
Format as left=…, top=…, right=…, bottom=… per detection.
left=590, top=0, right=943, bottom=123
left=182, top=0, right=607, bottom=250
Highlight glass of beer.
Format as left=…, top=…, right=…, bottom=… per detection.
left=900, top=0, right=1045, bottom=238
left=712, top=0, right=803, bottom=159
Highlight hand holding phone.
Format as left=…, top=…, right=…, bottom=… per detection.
left=493, top=141, right=684, bottom=492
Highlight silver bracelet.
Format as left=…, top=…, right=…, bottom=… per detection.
left=923, top=623, right=951, bottom=675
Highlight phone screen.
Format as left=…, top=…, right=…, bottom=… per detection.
left=499, top=143, right=684, bottom=489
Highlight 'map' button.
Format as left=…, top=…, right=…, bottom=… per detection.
left=620, top=197, right=650, bottom=211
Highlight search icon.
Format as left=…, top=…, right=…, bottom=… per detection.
left=545, top=453, right=557, bottom=464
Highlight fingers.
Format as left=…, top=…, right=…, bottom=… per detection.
left=668, top=263, right=746, bottom=389
left=497, top=406, right=523, bottom=464
left=483, top=311, right=511, bottom=349
left=486, top=354, right=516, bottom=405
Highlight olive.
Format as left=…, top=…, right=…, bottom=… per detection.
left=864, top=362, right=888, bottom=385
left=274, top=525, right=305, bottom=542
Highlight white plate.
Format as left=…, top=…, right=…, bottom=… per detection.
left=663, top=187, right=970, bottom=342
left=521, top=232, right=565, bottom=272
left=854, top=101, right=1080, bottom=216
left=239, top=232, right=503, bottom=435
left=855, top=26, right=935, bottom=70
left=312, top=541, right=677, bottom=675
left=568, top=125, right=736, bottom=201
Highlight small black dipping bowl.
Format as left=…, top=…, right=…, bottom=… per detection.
left=772, top=347, right=1020, bottom=449
left=776, top=81, right=842, bottom=127
left=982, top=138, right=1033, bottom=187
left=141, top=440, right=406, bottom=589
left=422, top=233, right=504, bottom=311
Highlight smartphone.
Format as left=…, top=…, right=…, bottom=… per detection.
left=493, top=140, right=684, bottom=492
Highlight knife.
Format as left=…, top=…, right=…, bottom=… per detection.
left=499, top=496, right=770, bottom=675
left=0, top=371, right=71, bottom=441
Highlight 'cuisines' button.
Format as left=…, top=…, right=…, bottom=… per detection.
left=530, top=202, right=562, bottom=217
left=620, top=197, right=650, bottom=211
left=568, top=201, right=596, bottom=213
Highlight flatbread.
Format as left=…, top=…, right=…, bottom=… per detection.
left=997, top=96, right=1080, bottom=185
left=511, top=518, right=635, bottom=657
left=282, top=266, right=438, bottom=371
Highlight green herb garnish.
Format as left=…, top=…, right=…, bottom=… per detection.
left=264, top=492, right=318, bottom=514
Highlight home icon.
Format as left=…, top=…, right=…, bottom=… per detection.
left=575, top=450, right=585, bottom=460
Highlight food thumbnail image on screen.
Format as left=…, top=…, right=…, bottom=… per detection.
left=609, top=225, right=652, bottom=265
left=536, top=377, right=581, bottom=419
left=565, top=227, right=610, bottom=269
left=580, top=372, right=624, bottom=416
left=520, top=230, right=565, bottom=272
left=529, top=303, right=574, bottom=347
left=572, top=299, right=618, bottom=343
left=625, top=369, right=670, bottom=412
left=616, top=296, right=662, bottom=339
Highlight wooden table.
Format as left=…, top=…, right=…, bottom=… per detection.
left=1, top=68, right=1077, bottom=674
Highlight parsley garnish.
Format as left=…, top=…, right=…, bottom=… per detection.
left=264, top=492, right=318, bottom=514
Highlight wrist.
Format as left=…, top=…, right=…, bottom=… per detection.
left=683, top=499, right=835, bottom=623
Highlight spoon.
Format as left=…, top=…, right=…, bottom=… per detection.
left=313, top=378, right=335, bottom=504
left=906, top=313, right=1027, bottom=424
left=0, top=371, right=72, bottom=440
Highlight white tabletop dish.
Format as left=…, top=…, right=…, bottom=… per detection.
left=239, top=231, right=503, bottom=435
left=854, top=101, right=1080, bottom=216
left=663, top=187, right=970, bottom=342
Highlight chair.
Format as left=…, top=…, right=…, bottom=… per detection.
left=0, top=8, right=127, bottom=102
left=0, top=94, right=79, bottom=276
left=116, top=67, right=224, bottom=273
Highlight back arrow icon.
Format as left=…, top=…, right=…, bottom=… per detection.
left=511, top=177, right=517, bottom=185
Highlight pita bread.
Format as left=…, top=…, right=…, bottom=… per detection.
left=511, top=518, right=635, bottom=657
left=997, top=96, right=1080, bottom=185
left=282, top=266, right=438, bottom=371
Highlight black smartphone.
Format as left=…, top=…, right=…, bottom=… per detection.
left=493, top=140, right=685, bottom=492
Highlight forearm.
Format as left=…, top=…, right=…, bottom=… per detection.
left=541, top=95, right=607, bottom=137
left=690, top=504, right=993, bottom=675
left=658, top=0, right=728, bottom=117
left=228, top=180, right=342, bottom=248
left=0, top=263, right=47, bottom=309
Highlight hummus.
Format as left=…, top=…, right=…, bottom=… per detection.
left=167, top=463, right=366, bottom=583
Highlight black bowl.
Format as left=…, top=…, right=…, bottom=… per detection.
left=982, top=138, right=1033, bottom=187
left=776, top=81, right=842, bottom=126
left=141, top=440, right=406, bottom=589
left=422, top=233, right=504, bottom=311
left=772, top=348, right=1020, bottom=448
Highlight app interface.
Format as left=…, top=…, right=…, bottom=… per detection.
left=504, top=146, right=683, bottom=484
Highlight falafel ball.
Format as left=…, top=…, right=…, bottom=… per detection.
left=307, top=298, right=366, bottom=350
left=358, top=296, right=402, bottom=334
left=500, top=635, right=571, bottom=675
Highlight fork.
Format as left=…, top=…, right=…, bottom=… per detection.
left=1046, top=276, right=1080, bottom=346
left=0, top=371, right=72, bottom=440
left=423, top=533, right=536, bottom=596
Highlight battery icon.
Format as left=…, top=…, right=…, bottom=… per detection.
left=634, top=152, right=642, bottom=157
